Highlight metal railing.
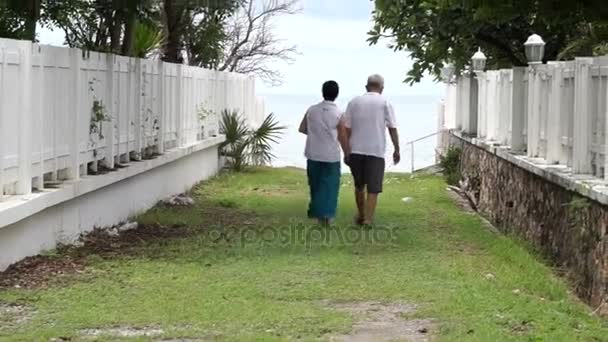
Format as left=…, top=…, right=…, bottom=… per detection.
left=405, top=131, right=442, bottom=173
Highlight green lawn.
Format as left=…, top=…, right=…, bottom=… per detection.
left=0, top=167, right=606, bottom=341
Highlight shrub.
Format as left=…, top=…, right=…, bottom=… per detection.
left=439, top=146, right=462, bottom=185
left=219, top=109, right=286, bottom=171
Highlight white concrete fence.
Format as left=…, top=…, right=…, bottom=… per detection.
left=0, top=37, right=266, bottom=270
left=0, top=37, right=266, bottom=200
left=443, top=55, right=608, bottom=180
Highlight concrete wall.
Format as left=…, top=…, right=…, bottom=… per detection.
left=0, top=141, right=221, bottom=271
left=445, top=132, right=607, bottom=312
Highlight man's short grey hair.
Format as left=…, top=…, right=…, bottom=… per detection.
left=367, top=74, right=385, bottom=87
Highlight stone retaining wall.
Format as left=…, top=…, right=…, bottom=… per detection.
left=446, top=132, right=607, bottom=313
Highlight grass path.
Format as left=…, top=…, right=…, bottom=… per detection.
left=0, top=167, right=606, bottom=341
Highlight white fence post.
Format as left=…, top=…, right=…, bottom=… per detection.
left=604, top=61, right=608, bottom=180
left=17, top=41, right=33, bottom=194
left=134, top=58, right=142, bottom=159
left=461, top=76, right=472, bottom=133
left=69, top=48, right=81, bottom=180
left=0, top=47, right=6, bottom=199
left=486, top=72, right=499, bottom=140
left=546, top=64, right=563, bottom=164
left=157, top=60, right=165, bottom=154
left=176, top=64, right=184, bottom=147
left=476, top=73, right=486, bottom=137
left=35, top=44, right=44, bottom=190
left=572, top=58, right=593, bottom=173
left=105, top=54, right=115, bottom=169
left=455, top=77, right=463, bottom=130
left=511, top=67, right=527, bottom=152
left=527, top=66, right=542, bottom=157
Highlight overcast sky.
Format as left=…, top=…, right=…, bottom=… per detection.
left=38, top=0, right=441, bottom=98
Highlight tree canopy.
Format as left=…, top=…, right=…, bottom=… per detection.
left=0, top=0, right=297, bottom=85
left=369, top=0, right=608, bottom=84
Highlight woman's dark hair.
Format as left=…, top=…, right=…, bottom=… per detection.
left=322, top=81, right=339, bottom=101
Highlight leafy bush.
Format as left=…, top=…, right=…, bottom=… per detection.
left=219, top=109, right=286, bottom=171
left=439, top=146, right=462, bottom=185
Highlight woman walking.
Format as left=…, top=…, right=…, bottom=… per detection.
left=298, top=81, right=348, bottom=225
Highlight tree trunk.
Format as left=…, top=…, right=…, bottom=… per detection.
left=23, top=0, right=41, bottom=41
left=162, top=0, right=184, bottom=63
left=121, top=15, right=136, bottom=56
left=110, top=0, right=123, bottom=53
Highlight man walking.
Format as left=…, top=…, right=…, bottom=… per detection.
left=342, top=74, right=400, bottom=225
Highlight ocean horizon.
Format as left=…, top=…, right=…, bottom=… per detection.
left=263, top=93, right=442, bottom=173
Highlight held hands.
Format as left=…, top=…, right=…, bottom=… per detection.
left=343, top=152, right=351, bottom=166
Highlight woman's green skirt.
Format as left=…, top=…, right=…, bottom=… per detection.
left=307, top=159, right=341, bottom=219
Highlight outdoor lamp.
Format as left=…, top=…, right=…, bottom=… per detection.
left=471, top=48, right=487, bottom=72
left=441, top=63, right=455, bottom=82
left=524, top=34, right=545, bottom=64
left=440, top=47, right=456, bottom=82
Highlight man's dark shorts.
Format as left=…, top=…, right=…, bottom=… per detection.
left=347, top=154, right=385, bottom=194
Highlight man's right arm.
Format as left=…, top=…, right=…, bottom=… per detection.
left=340, top=105, right=353, bottom=164
left=338, top=118, right=350, bottom=156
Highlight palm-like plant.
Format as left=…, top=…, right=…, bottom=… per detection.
left=219, top=110, right=250, bottom=171
left=133, top=21, right=166, bottom=58
left=219, top=109, right=286, bottom=171
left=248, top=113, right=285, bottom=166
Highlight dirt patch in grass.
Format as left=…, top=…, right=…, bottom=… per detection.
left=323, top=301, right=433, bottom=342
left=80, top=326, right=164, bottom=338
left=0, top=255, right=86, bottom=289
left=240, top=186, right=297, bottom=197
left=0, top=303, right=36, bottom=330
left=0, top=202, right=258, bottom=289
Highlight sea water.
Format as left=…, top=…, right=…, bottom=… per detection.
left=264, top=93, right=441, bottom=173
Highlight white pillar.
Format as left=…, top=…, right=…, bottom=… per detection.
left=175, top=64, right=183, bottom=147
left=104, top=54, right=115, bottom=169
left=572, top=58, right=593, bottom=174
left=36, top=45, right=45, bottom=190
left=476, top=73, right=486, bottom=137
left=69, top=48, right=82, bottom=180
left=133, top=59, right=142, bottom=159
left=546, top=64, right=563, bottom=164
left=461, top=76, right=471, bottom=133
left=0, top=47, right=6, bottom=199
left=527, top=66, right=541, bottom=157
left=17, top=41, right=33, bottom=194
left=157, top=60, right=165, bottom=154
left=510, top=67, right=527, bottom=152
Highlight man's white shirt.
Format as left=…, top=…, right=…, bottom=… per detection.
left=343, top=92, right=397, bottom=159
left=304, top=100, right=342, bottom=163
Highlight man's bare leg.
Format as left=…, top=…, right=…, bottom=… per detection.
left=363, top=193, right=379, bottom=225
left=355, top=189, right=366, bottom=224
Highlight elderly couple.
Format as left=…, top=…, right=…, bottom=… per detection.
left=299, top=74, right=400, bottom=226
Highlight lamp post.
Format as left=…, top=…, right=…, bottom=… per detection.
left=525, top=34, right=545, bottom=158
left=464, top=48, right=486, bottom=136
